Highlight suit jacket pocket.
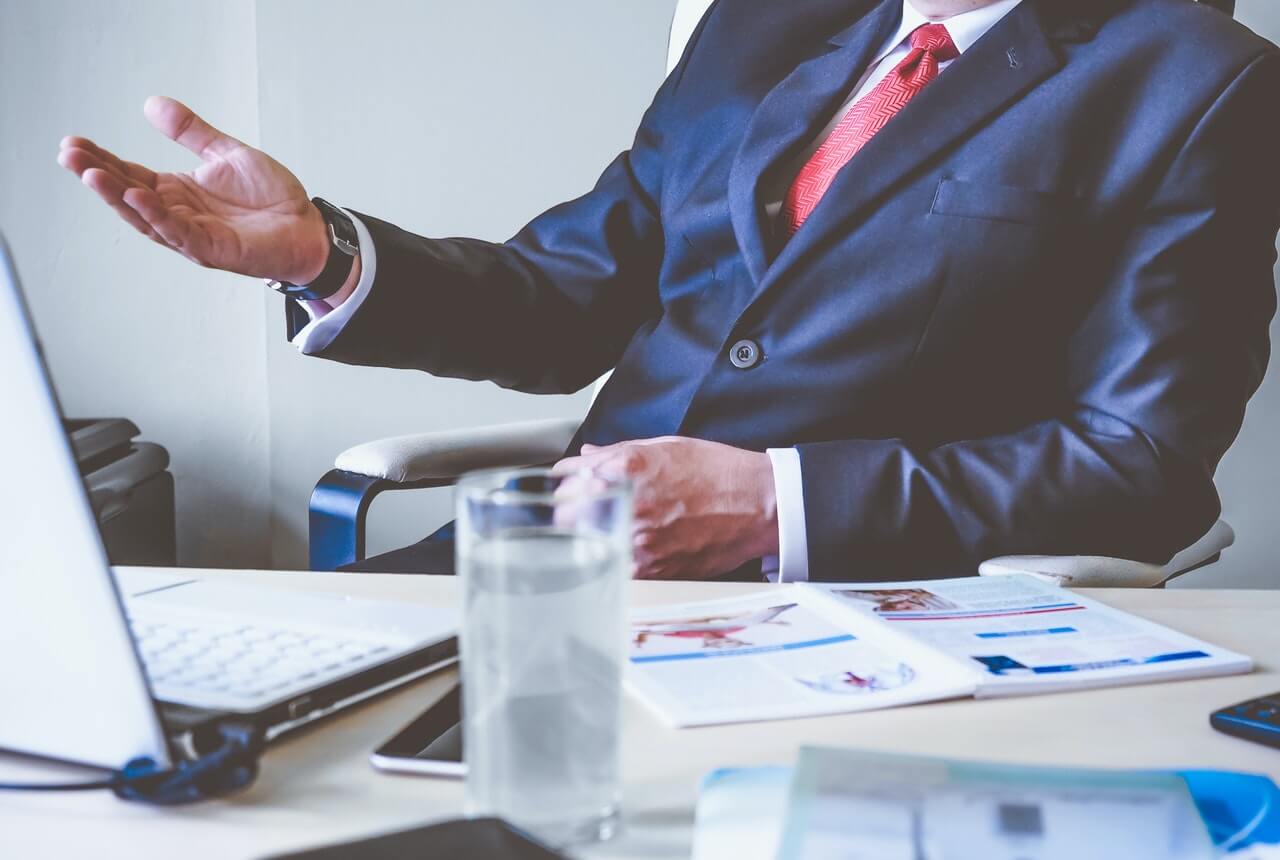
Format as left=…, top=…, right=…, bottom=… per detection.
left=930, top=179, right=1079, bottom=226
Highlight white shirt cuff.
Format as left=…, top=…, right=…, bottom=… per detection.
left=291, top=210, right=377, bottom=355
left=765, top=447, right=809, bottom=583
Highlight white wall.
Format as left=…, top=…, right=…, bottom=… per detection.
left=0, top=0, right=272, bottom=568
left=1175, top=0, right=1280, bottom=589
left=253, top=0, right=678, bottom=567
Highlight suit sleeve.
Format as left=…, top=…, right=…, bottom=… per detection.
left=302, top=7, right=718, bottom=395
left=797, top=51, right=1280, bottom=581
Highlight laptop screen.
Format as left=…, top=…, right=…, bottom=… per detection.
left=0, top=234, right=171, bottom=768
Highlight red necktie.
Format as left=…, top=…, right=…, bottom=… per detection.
left=781, top=24, right=959, bottom=235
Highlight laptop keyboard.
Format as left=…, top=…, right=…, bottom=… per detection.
left=129, top=615, right=396, bottom=710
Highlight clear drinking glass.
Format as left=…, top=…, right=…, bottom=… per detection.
left=456, top=466, right=632, bottom=846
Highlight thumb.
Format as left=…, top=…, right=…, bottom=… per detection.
left=143, top=96, right=242, bottom=160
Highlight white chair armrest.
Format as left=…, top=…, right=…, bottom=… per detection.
left=334, top=418, right=580, bottom=483
left=977, top=519, right=1235, bottom=588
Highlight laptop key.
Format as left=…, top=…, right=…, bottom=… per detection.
left=133, top=613, right=403, bottom=706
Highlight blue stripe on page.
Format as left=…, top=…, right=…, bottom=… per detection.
left=1145, top=650, right=1211, bottom=664
left=975, top=627, right=1076, bottom=639
left=1027, top=650, right=1211, bottom=675
left=630, top=634, right=855, bottom=664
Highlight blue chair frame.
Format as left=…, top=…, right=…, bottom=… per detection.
left=309, top=471, right=449, bottom=571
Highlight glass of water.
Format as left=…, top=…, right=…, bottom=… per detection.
left=456, top=466, right=632, bottom=846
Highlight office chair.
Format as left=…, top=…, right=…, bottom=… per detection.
left=308, top=0, right=1239, bottom=588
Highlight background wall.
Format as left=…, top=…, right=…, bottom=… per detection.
left=254, top=0, right=678, bottom=566
left=1, top=0, right=1277, bottom=585
left=1177, top=0, right=1280, bottom=589
left=0, top=0, right=272, bottom=567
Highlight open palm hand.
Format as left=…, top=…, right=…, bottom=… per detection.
left=58, top=96, right=328, bottom=284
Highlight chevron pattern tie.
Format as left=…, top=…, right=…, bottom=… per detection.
left=781, top=23, right=959, bottom=235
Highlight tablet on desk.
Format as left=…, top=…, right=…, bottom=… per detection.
left=371, top=683, right=465, bottom=777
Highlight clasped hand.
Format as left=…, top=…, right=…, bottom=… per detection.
left=553, top=437, right=779, bottom=580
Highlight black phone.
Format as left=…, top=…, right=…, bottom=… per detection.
left=263, top=816, right=565, bottom=859
left=1211, top=691, right=1280, bottom=749
left=370, top=683, right=465, bottom=777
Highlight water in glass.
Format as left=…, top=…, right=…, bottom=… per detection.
left=461, top=527, right=628, bottom=846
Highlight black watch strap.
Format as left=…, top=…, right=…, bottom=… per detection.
left=267, top=198, right=359, bottom=302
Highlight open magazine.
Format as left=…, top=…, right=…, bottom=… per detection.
left=627, top=574, right=1251, bottom=727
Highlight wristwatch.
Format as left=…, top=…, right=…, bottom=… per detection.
left=266, top=197, right=359, bottom=302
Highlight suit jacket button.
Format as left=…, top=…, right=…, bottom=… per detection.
left=729, top=338, right=762, bottom=369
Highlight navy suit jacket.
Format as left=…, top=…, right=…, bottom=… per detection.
left=305, top=0, right=1280, bottom=580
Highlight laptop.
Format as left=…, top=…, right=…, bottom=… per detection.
left=0, top=234, right=458, bottom=770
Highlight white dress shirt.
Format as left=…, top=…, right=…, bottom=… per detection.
left=291, top=0, right=1021, bottom=582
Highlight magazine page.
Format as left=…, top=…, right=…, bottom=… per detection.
left=804, top=575, right=1252, bottom=696
left=626, top=587, right=976, bottom=727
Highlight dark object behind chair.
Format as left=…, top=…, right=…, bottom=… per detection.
left=66, top=418, right=176, bottom=566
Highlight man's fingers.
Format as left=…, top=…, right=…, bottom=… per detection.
left=57, top=145, right=94, bottom=177
left=60, top=136, right=158, bottom=187
left=81, top=168, right=165, bottom=242
left=551, top=455, right=588, bottom=476
left=121, top=186, right=195, bottom=252
left=60, top=146, right=150, bottom=197
left=551, top=451, right=621, bottom=479
left=58, top=143, right=121, bottom=180
left=143, top=96, right=242, bottom=161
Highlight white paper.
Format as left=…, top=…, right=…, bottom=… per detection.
left=626, top=587, right=975, bottom=727
left=803, top=575, right=1252, bottom=696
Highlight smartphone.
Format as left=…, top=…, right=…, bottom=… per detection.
left=370, top=683, right=465, bottom=777
left=1211, top=691, right=1280, bottom=749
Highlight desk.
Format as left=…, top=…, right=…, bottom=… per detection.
left=2, top=570, right=1277, bottom=859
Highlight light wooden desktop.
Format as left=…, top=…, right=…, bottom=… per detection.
left=1, top=569, right=1277, bottom=859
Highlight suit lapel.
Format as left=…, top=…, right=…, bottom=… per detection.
left=760, top=0, right=1065, bottom=294
left=727, top=0, right=900, bottom=287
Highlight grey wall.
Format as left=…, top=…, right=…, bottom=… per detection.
left=2, top=0, right=1278, bottom=586
left=254, top=0, right=678, bottom=566
left=1176, top=0, right=1280, bottom=589
left=0, top=0, right=272, bottom=568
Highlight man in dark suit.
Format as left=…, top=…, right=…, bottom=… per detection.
left=60, top=0, right=1280, bottom=582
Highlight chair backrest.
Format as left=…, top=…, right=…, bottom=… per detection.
left=590, top=0, right=717, bottom=405
left=668, top=0, right=717, bottom=74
